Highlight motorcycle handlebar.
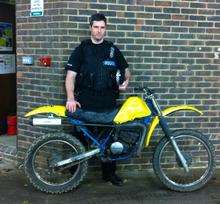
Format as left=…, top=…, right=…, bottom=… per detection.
left=134, top=86, right=154, bottom=95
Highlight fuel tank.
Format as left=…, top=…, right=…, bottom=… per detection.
left=113, top=97, right=151, bottom=124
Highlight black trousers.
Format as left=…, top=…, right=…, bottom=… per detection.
left=101, top=160, right=116, bottom=179
left=73, top=124, right=117, bottom=179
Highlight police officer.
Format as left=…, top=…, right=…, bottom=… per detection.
left=65, top=13, right=130, bottom=186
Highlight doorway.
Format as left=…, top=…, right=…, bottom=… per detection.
left=0, top=1, right=17, bottom=161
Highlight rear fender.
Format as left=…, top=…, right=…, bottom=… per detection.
left=144, top=105, right=203, bottom=147
left=25, top=105, right=67, bottom=117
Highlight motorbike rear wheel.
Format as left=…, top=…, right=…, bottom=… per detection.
left=153, top=129, right=215, bottom=192
left=24, top=132, right=88, bottom=194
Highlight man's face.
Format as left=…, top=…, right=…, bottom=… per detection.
left=90, top=20, right=106, bottom=42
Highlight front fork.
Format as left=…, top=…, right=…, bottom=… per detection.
left=159, top=116, right=189, bottom=172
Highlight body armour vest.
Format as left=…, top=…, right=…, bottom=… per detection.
left=75, top=39, right=121, bottom=95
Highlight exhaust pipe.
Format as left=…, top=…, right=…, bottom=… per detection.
left=51, top=148, right=100, bottom=168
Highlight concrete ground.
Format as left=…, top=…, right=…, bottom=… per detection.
left=0, top=135, right=17, bottom=161
left=0, top=135, right=16, bottom=147
left=0, top=160, right=219, bottom=204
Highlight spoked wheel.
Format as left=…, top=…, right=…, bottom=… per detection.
left=24, top=133, right=88, bottom=194
left=153, top=129, right=215, bottom=192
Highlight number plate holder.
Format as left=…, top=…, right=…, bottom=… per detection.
left=32, top=117, right=62, bottom=125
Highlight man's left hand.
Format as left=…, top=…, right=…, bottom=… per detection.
left=119, top=79, right=129, bottom=91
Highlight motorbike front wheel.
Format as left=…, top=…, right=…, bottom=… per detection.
left=153, top=129, right=215, bottom=192
left=24, top=132, right=88, bottom=194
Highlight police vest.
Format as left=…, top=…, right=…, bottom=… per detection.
left=75, top=39, right=120, bottom=95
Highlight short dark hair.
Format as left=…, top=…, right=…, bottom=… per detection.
left=89, top=13, right=107, bottom=26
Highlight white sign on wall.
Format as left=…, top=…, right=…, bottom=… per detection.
left=0, top=54, right=16, bottom=74
left=30, top=0, right=44, bottom=17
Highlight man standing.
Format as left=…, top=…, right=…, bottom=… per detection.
left=65, top=13, right=130, bottom=186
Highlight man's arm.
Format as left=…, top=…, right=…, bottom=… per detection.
left=119, top=68, right=131, bottom=91
left=65, top=70, right=81, bottom=112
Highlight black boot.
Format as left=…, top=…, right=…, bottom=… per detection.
left=101, top=161, right=123, bottom=186
left=112, top=173, right=123, bottom=183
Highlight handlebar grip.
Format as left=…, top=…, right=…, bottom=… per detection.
left=146, top=88, right=154, bottom=94
left=134, top=86, right=155, bottom=95
left=134, top=87, right=143, bottom=91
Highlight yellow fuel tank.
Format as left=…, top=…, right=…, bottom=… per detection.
left=113, top=96, right=151, bottom=124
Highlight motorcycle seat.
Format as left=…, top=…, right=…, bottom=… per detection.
left=67, top=108, right=118, bottom=124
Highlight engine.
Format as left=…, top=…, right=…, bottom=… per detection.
left=110, top=142, right=124, bottom=154
left=109, top=128, right=141, bottom=155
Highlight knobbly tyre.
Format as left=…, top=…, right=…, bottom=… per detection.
left=24, top=87, right=215, bottom=194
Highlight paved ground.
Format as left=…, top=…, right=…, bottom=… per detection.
left=0, top=135, right=17, bottom=161
left=0, top=160, right=219, bottom=204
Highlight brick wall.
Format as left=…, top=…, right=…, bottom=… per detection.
left=16, top=0, right=220, bottom=169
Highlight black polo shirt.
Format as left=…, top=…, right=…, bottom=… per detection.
left=65, top=39, right=129, bottom=111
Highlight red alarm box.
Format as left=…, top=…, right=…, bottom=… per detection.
left=39, top=56, right=51, bottom=67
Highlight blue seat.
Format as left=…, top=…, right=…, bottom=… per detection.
left=67, top=108, right=118, bottom=124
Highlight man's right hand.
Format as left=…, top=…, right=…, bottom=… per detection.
left=66, top=99, right=81, bottom=113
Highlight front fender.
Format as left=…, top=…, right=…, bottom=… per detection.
left=144, top=105, right=203, bottom=147
left=25, top=105, right=67, bottom=117
left=162, top=105, right=203, bottom=116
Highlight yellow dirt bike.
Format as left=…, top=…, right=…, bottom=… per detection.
left=24, top=87, right=215, bottom=194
